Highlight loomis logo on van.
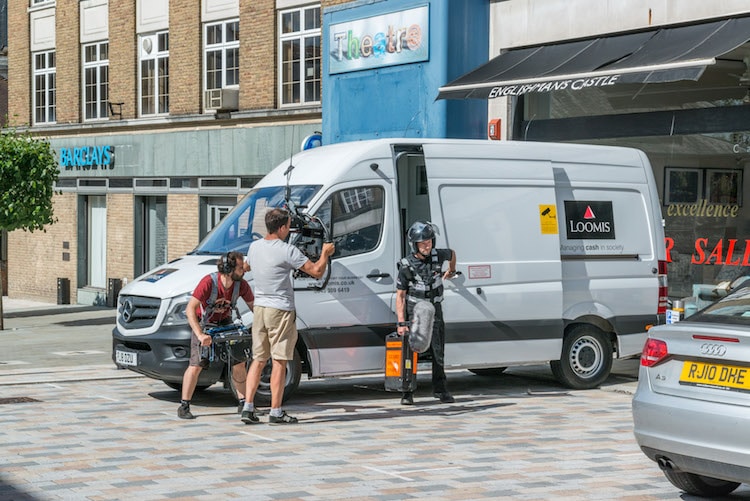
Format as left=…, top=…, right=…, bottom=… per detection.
left=564, top=201, right=615, bottom=239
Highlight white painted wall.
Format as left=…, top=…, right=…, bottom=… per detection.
left=203, top=0, right=239, bottom=23
left=491, top=0, right=750, bottom=50
left=137, top=0, right=169, bottom=33
left=80, top=0, right=109, bottom=44
left=487, top=0, right=750, bottom=138
left=30, top=8, right=55, bottom=52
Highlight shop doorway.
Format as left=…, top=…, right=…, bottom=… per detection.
left=134, top=196, right=167, bottom=277
left=87, top=195, right=107, bottom=288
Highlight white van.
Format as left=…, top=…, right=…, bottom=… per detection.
left=112, top=139, right=667, bottom=401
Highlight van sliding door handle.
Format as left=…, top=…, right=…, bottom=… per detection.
left=367, top=272, right=391, bottom=279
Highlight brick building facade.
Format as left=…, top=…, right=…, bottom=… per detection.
left=7, top=0, right=327, bottom=304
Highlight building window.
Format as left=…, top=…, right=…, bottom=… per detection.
left=200, top=196, right=237, bottom=241
left=83, top=41, right=109, bottom=121
left=279, top=5, right=321, bottom=106
left=204, top=20, right=239, bottom=92
left=140, top=31, right=169, bottom=116
left=33, top=50, right=56, bottom=124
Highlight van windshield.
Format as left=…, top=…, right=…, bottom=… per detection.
left=191, top=185, right=321, bottom=254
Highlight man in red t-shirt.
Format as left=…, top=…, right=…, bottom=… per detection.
left=178, top=251, right=254, bottom=419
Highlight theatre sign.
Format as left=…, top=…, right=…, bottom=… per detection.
left=329, top=6, right=429, bottom=74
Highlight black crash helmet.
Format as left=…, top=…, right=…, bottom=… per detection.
left=407, top=221, right=435, bottom=254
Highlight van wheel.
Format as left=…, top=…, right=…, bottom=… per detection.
left=469, top=367, right=507, bottom=377
left=550, top=325, right=612, bottom=389
left=253, top=349, right=303, bottom=406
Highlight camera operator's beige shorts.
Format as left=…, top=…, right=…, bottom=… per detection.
left=252, top=306, right=297, bottom=361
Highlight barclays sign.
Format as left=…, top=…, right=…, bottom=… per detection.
left=59, top=145, right=114, bottom=171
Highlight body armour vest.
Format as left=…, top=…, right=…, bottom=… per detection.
left=400, top=249, right=445, bottom=303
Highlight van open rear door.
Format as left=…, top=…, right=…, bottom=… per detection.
left=420, top=142, right=565, bottom=368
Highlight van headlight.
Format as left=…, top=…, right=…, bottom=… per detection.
left=163, top=293, right=192, bottom=326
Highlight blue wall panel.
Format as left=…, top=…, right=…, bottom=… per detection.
left=323, top=0, right=489, bottom=144
left=329, top=63, right=425, bottom=142
left=444, top=0, right=490, bottom=139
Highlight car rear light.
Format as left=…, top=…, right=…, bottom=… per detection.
left=657, top=260, right=668, bottom=315
left=641, top=338, right=669, bottom=367
left=693, top=334, right=740, bottom=343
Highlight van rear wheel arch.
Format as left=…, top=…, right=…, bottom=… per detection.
left=551, top=324, right=613, bottom=389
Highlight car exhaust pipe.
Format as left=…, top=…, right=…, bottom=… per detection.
left=657, top=456, right=676, bottom=471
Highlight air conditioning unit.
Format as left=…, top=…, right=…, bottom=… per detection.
left=204, top=88, right=239, bottom=111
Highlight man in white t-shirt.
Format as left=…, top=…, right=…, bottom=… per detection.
left=241, top=208, right=334, bottom=425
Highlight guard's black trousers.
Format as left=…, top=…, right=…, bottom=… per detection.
left=406, top=301, right=447, bottom=393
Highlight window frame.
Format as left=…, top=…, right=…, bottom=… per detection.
left=203, top=19, right=240, bottom=93
left=32, top=50, right=56, bottom=125
left=82, top=41, right=110, bottom=121
left=200, top=195, right=238, bottom=241
left=664, top=167, right=703, bottom=205
left=705, top=169, right=743, bottom=207
left=278, top=4, right=321, bottom=108
left=315, top=185, right=385, bottom=259
left=139, top=31, right=170, bottom=117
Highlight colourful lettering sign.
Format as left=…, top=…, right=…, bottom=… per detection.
left=329, top=6, right=429, bottom=74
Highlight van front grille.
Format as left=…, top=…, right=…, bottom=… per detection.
left=118, top=295, right=161, bottom=330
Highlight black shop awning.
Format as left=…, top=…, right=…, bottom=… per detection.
left=438, top=16, right=750, bottom=100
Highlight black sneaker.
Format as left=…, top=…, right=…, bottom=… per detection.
left=433, top=391, right=455, bottom=404
left=241, top=409, right=259, bottom=424
left=237, top=400, right=245, bottom=414
left=400, top=392, right=414, bottom=405
left=268, top=411, right=298, bottom=425
left=177, top=404, right=195, bottom=419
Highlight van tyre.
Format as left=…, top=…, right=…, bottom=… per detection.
left=662, top=470, right=740, bottom=497
left=248, top=349, right=303, bottom=407
left=550, top=325, right=612, bottom=389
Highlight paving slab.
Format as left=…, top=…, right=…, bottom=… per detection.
left=3, top=366, right=746, bottom=501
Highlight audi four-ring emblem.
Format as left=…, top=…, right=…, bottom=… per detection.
left=122, top=299, right=135, bottom=323
left=700, top=343, right=727, bottom=357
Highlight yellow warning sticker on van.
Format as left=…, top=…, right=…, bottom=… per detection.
left=539, top=205, right=558, bottom=234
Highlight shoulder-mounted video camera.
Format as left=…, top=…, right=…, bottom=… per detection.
left=285, top=201, right=333, bottom=289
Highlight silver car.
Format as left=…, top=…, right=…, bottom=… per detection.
left=632, top=284, right=750, bottom=496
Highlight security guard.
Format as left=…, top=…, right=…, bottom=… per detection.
left=396, top=221, right=457, bottom=405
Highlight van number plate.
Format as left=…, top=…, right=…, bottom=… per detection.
left=116, top=350, right=137, bottom=366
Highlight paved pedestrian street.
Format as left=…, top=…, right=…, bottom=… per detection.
left=3, top=365, right=748, bottom=501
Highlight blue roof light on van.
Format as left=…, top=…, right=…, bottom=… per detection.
left=301, top=133, right=322, bottom=150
